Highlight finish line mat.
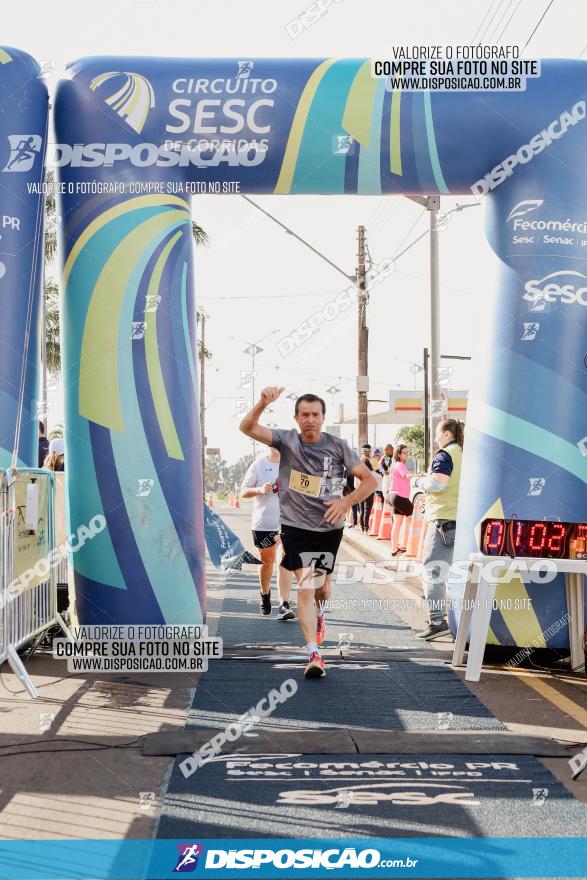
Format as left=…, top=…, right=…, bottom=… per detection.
left=157, top=752, right=587, bottom=839
left=144, top=728, right=570, bottom=757
left=157, top=555, right=587, bottom=840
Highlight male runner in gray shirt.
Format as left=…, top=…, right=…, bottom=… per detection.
left=240, top=387, right=377, bottom=679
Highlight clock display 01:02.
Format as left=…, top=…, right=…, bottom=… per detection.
left=481, top=518, right=587, bottom=559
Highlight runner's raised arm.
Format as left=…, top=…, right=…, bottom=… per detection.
left=239, top=386, right=285, bottom=447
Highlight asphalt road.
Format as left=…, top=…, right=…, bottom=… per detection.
left=157, top=505, right=587, bottom=842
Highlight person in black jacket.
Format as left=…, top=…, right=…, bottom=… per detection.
left=38, top=421, right=49, bottom=468
left=358, top=444, right=375, bottom=532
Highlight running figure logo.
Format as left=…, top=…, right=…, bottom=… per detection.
left=522, top=322, right=540, bottom=341
left=333, top=134, right=355, bottom=155
left=174, top=843, right=203, bottom=872
left=3, top=135, right=42, bottom=172
left=528, top=477, right=545, bottom=496
left=299, top=551, right=334, bottom=574
left=237, top=61, right=253, bottom=78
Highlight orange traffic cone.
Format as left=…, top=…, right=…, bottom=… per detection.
left=417, top=518, right=428, bottom=562
left=207, top=494, right=214, bottom=508
left=234, top=496, right=240, bottom=509
left=398, top=515, right=410, bottom=548
left=403, top=500, right=424, bottom=558
left=368, top=494, right=383, bottom=537
left=377, top=499, right=393, bottom=540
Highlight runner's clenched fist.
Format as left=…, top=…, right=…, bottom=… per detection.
left=260, top=386, right=285, bottom=407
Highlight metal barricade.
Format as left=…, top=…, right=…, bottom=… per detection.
left=0, top=466, right=73, bottom=698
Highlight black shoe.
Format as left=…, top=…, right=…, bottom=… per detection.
left=260, top=592, right=272, bottom=616
left=415, top=621, right=450, bottom=641
left=277, top=601, right=295, bottom=621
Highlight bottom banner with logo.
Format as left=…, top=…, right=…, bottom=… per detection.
left=0, top=838, right=587, bottom=878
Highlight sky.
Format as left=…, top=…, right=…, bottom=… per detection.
left=6, top=0, right=585, bottom=461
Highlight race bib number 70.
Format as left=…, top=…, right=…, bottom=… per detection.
left=289, top=469, right=321, bottom=497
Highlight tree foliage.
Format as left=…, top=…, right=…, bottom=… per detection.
left=203, top=453, right=254, bottom=494
left=394, top=424, right=425, bottom=468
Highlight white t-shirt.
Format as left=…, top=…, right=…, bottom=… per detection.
left=241, top=457, right=280, bottom=531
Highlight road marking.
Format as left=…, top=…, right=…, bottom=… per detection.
left=516, top=674, right=587, bottom=729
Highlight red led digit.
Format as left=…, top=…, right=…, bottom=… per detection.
left=529, top=522, right=548, bottom=553
left=576, top=523, right=587, bottom=541
left=513, top=521, right=524, bottom=552
left=485, top=519, right=504, bottom=552
left=547, top=522, right=567, bottom=553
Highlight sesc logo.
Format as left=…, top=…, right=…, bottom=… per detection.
left=523, top=270, right=587, bottom=308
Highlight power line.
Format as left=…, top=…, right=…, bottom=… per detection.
left=240, top=195, right=354, bottom=283
left=522, top=0, right=557, bottom=53
left=486, top=0, right=517, bottom=43
left=471, top=0, right=502, bottom=41
left=392, top=207, right=426, bottom=258
left=199, top=291, right=341, bottom=301
left=495, top=0, right=523, bottom=44
left=478, top=0, right=508, bottom=43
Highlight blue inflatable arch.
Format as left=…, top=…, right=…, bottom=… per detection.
left=0, top=48, right=48, bottom=468
left=54, top=58, right=587, bottom=646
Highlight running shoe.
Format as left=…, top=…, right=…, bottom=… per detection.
left=277, top=601, right=296, bottom=621
left=316, top=614, right=326, bottom=645
left=260, top=592, right=272, bottom=616
left=415, top=621, right=450, bottom=640
left=304, top=651, right=326, bottom=678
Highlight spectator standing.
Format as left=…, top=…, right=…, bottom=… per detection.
left=413, top=419, right=465, bottom=641
left=44, top=437, right=65, bottom=472
left=38, top=421, right=49, bottom=468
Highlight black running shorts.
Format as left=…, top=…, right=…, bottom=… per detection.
left=280, top=524, right=344, bottom=573
left=387, top=492, right=414, bottom=517
left=252, top=529, right=279, bottom=549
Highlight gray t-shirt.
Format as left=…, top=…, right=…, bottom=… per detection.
left=271, top=428, right=360, bottom=532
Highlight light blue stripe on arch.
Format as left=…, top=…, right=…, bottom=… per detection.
left=477, top=403, right=587, bottom=484
left=181, top=262, right=198, bottom=392
left=111, top=219, right=202, bottom=623
left=357, top=77, right=386, bottom=194
left=292, top=60, right=363, bottom=193
left=423, top=92, right=449, bottom=194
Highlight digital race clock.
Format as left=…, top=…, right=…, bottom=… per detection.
left=481, top=518, right=587, bottom=559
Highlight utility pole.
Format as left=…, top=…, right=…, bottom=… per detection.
left=357, top=225, right=368, bottom=449
left=428, top=197, right=441, bottom=454
left=198, top=310, right=208, bottom=487
left=423, top=346, right=430, bottom=470
left=41, top=283, right=47, bottom=424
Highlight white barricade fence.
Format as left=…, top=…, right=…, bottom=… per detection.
left=54, top=471, right=69, bottom=590
left=0, top=466, right=73, bottom=698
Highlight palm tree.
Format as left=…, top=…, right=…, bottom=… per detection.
left=192, top=221, right=209, bottom=247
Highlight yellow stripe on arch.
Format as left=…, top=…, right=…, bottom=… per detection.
left=342, top=60, right=378, bottom=149
left=78, top=210, right=188, bottom=431
left=144, top=230, right=185, bottom=460
left=274, top=59, right=337, bottom=194
left=0, top=49, right=13, bottom=64
left=390, top=90, right=402, bottom=175
left=63, top=194, right=189, bottom=288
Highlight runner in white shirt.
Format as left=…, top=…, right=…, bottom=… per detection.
left=241, top=447, right=295, bottom=620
